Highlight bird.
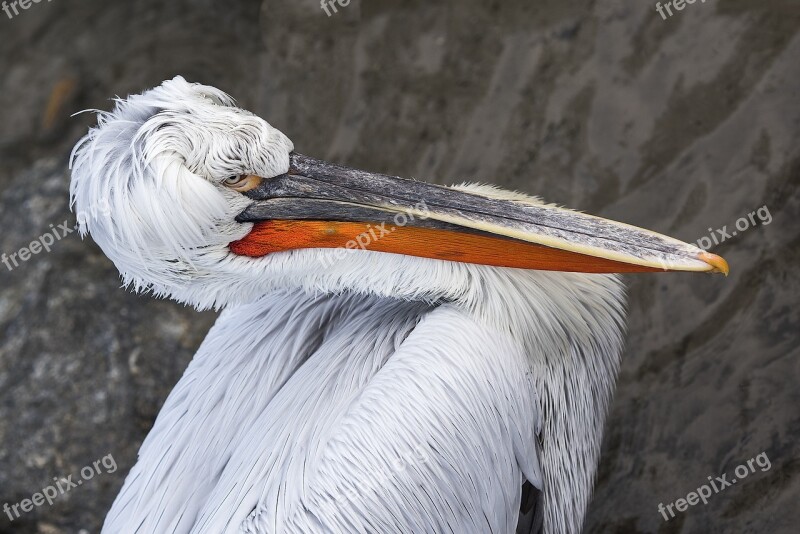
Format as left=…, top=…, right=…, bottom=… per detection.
left=69, top=76, right=728, bottom=534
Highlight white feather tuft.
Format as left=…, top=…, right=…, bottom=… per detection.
left=69, top=75, right=293, bottom=297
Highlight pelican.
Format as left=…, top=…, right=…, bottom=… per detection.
left=69, top=76, right=727, bottom=534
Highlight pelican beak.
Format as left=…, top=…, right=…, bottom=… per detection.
left=230, top=153, right=728, bottom=275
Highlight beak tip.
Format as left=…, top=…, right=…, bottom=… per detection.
left=698, top=251, right=730, bottom=276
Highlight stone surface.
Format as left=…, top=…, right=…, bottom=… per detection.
left=1, top=0, right=798, bottom=532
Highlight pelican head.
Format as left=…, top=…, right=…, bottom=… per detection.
left=70, top=76, right=726, bottom=311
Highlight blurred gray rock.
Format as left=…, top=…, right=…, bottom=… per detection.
left=1, top=0, right=798, bottom=532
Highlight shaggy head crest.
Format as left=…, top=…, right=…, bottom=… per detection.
left=69, top=76, right=294, bottom=299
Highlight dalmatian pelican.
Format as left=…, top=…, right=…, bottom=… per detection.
left=69, top=76, right=727, bottom=533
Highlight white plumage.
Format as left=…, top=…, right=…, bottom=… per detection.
left=69, top=76, right=722, bottom=533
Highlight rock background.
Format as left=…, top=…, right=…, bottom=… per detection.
left=1, top=0, right=798, bottom=532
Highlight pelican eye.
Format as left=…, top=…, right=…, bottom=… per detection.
left=223, top=174, right=262, bottom=192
